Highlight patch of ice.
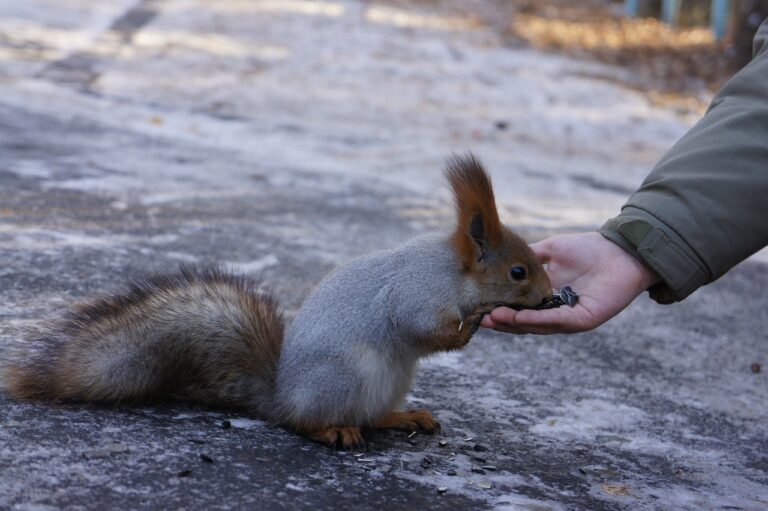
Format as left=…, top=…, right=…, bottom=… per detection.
left=421, top=351, right=463, bottom=370
left=9, top=161, right=52, bottom=178
left=226, top=255, right=279, bottom=274
left=494, top=496, right=568, bottom=511
left=227, top=418, right=264, bottom=429
left=750, top=246, right=768, bottom=265
left=165, top=251, right=200, bottom=262
left=530, top=399, right=647, bottom=439
left=388, top=447, right=565, bottom=509
left=284, top=482, right=308, bottom=492
left=203, top=0, right=346, bottom=18
left=365, top=5, right=475, bottom=31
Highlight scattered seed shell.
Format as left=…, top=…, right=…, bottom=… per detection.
left=176, top=469, right=192, bottom=477
left=477, top=480, right=493, bottom=489
left=439, top=440, right=448, bottom=447
left=473, top=444, right=488, bottom=452
left=751, top=362, right=762, bottom=374
left=447, top=469, right=457, bottom=476
left=408, top=431, right=418, bottom=439
left=602, top=483, right=630, bottom=496
left=221, top=420, right=232, bottom=429
left=438, top=486, right=448, bottom=494
left=199, top=454, right=214, bottom=464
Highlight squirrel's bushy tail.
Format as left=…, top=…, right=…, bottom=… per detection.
left=6, top=266, right=284, bottom=419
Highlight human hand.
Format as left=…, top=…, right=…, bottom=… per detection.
left=480, top=232, right=660, bottom=334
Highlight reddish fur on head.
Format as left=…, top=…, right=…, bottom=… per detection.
left=444, top=153, right=553, bottom=310
left=446, top=153, right=503, bottom=269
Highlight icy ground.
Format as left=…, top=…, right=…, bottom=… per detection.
left=0, top=1, right=766, bottom=510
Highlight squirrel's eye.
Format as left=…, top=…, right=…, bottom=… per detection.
left=510, top=266, right=527, bottom=281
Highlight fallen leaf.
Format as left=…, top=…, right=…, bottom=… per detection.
left=602, top=483, right=630, bottom=496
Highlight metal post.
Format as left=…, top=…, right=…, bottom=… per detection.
left=711, top=0, right=730, bottom=40
left=661, top=0, right=683, bottom=25
left=625, top=0, right=640, bottom=17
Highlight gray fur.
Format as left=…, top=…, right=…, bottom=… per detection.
left=275, top=233, right=475, bottom=427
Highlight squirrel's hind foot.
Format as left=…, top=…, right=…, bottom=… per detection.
left=371, top=409, right=441, bottom=433
left=303, top=426, right=366, bottom=450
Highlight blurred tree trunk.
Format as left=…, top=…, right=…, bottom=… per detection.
left=729, top=0, right=768, bottom=71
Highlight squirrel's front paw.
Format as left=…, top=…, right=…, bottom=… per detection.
left=463, top=304, right=496, bottom=335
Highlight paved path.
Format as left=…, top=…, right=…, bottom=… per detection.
left=1, top=1, right=766, bottom=509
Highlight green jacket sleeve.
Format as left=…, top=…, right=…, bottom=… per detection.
left=600, top=19, right=768, bottom=304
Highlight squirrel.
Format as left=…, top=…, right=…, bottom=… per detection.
left=5, top=154, right=553, bottom=449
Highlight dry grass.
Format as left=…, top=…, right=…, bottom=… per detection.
left=510, top=4, right=732, bottom=95
left=379, top=0, right=737, bottom=108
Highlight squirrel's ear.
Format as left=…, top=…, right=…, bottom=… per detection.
left=445, top=154, right=502, bottom=269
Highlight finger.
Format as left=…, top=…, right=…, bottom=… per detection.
left=483, top=311, right=562, bottom=334
left=515, top=307, right=599, bottom=334
left=480, top=314, right=496, bottom=329
left=511, top=307, right=569, bottom=327
left=494, top=324, right=562, bottom=335
left=489, top=306, right=590, bottom=334
left=529, top=239, right=553, bottom=263
left=489, top=318, right=567, bottom=335
left=490, top=306, right=566, bottom=327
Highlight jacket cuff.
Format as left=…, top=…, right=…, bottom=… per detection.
left=599, top=207, right=710, bottom=304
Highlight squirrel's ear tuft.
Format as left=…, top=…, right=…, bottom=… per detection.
left=445, top=153, right=502, bottom=268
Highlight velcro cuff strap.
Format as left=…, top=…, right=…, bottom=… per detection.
left=623, top=224, right=708, bottom=303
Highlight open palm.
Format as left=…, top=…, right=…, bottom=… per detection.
left=481, top=232, right=659, bottom=334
